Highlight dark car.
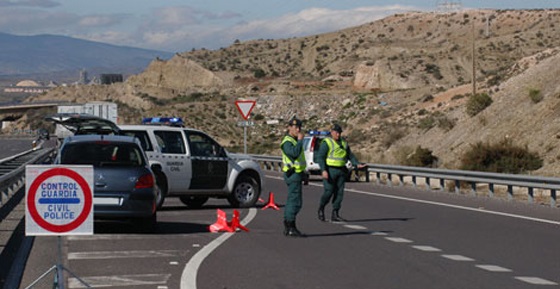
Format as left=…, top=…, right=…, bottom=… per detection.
left=54, top=134, right=157, bottom=232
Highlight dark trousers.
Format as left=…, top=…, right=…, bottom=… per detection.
left=319, top=166, right=346, bottom=210
left=284, top=172, right=303, bottom=222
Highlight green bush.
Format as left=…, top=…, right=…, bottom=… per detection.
left=466, top=93, right=492, bottom=116
left=408, top=146, right=438, bottom=167
left=460, top=139, right=543, bottom=174
left=253, top=68, right=266, bottom=78
left=528, top=88, right=543, bottom=103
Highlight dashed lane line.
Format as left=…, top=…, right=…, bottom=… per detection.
left=475, top=265, right=513, bottom=272
left=385, top=237, right=413, bottom=243
left=341, top=213, right=558, bottom=286
left=441, top=254, right=475, bottom=262
left=412, top=245, right=442, bottom=252
left=343, top=224, right=367, bottom=230
left=515, top=277, right=559, bottom=286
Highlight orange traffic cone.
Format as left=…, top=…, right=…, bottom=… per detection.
left=209, top=209, right=234, bottom=233
left=228, top=210, right=249, bottom=232
left=262, top=192, right=280, bottom=210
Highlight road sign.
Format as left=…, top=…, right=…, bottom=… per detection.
left=237, top=121, right=255, bottom=127
left=25, top=165, right=94, bottom=236
left=235, top=100, right=256, bottom=120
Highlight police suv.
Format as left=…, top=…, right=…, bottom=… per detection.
left=119, top=117, right=264, bottom=209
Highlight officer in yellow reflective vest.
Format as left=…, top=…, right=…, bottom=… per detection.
left=280, top=117, right=306, bottom=237
left=317, top=123, right=366, bottom=222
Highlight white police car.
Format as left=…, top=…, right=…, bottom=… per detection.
left=119, top=117, right=265, bottom=209
left=302, top=130, right=331, bottom=180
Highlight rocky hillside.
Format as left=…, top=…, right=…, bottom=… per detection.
left=18, top=9, right=560, bottom=176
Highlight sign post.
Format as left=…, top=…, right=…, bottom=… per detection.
left=235, top=99, right=256, bottom=154
left=25, top=165, right=94, bottom=288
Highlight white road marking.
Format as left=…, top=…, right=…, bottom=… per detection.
left=180, top=208, right=257, bottom=289
left=514, top=276, right=558, bottom=285
left=343, top=224, right=367, bottom=230
left=476, top=265, right=512, bottom=272
left=343, top=187, right=560, bottom=226
left=270, top=175, right=560, bottom=226
left=385, top=237, right=413, bottom=243
left=68, top=234, right=167, bottom=241
left=68, top=274, right=171, bottom=288
left=269, top=175, right=558, bottom=285
left=68, top=250, right=182, bottom=260
left=441, top=254, right=475, bottom=261
left=412, top=245, right=441, bottom=252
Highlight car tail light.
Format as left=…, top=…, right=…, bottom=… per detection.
left=136, top=173, right=154, bottom=189
left=310, top=137, right=316, bottom=152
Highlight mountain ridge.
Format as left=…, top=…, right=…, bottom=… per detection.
left=12, top=9, right=560, bottom=179
left=0, top=32, right=173, bottom=77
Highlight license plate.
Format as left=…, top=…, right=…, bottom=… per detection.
left=94, top=197, right=122, bottom=205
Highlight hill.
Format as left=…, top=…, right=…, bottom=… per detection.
left=16, top=9, right=560, bottom=177
left=0, top=32, right=173, bottom=78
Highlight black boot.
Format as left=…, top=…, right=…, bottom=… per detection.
left=283, top=220, right=290, bottom=236
left=331, top=210, right=346, bottom=222
left=318, top=206, right=326, bottom=222
left=285, top=221, right=306, bottom=237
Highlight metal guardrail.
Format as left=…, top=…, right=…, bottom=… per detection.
left=0, top=145, right=56, bottom=212
left=251, top=155, right=559, bottom=208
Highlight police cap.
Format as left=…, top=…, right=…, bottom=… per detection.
left=288, top=117, right=302, bottom=128
left=331, top=123, right=343, bottom=133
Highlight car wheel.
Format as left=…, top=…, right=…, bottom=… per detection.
left=154, top=172, right=167, bottom=210
left=179, top=196, right=209, bottom=209
left=227, top=175, right=260, bottom=208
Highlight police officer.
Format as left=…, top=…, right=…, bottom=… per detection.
left=317, top=123, right=366, bottom=222
left=280, top=117, right=306, bottom=237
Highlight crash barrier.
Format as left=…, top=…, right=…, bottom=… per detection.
left=251, top=155, right=559, bottom=208
left=0, top=145, right=56, bottom=220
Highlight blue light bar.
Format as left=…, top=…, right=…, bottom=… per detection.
left=142, top=117, right=184, bottom=126
left=308, top=130, right=330, bottom=136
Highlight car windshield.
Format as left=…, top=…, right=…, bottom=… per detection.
left=60, top=141, right=145, bottom=167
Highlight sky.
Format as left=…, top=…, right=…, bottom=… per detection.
left=0, top=0, right=558, bottom=53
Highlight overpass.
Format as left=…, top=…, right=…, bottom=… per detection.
left=0, top=102, right=61, bottom=121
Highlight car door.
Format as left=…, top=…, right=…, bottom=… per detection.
left=152, top=129, right=191, bottom=191
left=184, top=130, right=228, bottom=190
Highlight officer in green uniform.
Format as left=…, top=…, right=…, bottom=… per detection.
left=317, top=124, right=366, bottom=222
left=280, top=117, right=306, bottom=237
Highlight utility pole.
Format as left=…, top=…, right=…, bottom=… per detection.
left=472, top=18, right=477, bottom=95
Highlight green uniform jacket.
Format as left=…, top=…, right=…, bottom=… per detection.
left=317, top=137, right=360, bottom=171
left=281, top=134, right=305, bottom=170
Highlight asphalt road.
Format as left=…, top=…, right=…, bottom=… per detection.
left=0, top=138, right=35, bottom=160
left=13, top=171, right=560, bottom=289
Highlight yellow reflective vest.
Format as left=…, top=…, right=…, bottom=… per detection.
left=324, top=137, right=348, bottom=167
left=281, top=135, right=306, bottom=173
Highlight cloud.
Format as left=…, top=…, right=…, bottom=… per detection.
left=79, top=15, right=124, bottom=28
left=0, top=3, right=423, bottom=52
left=0, top=0, right=59, bottom=8
left=164, top=5, right=422, bottom=51
left=231, top=5, right=420, bottom=40
left=0, top=8, right=77, bottom=33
